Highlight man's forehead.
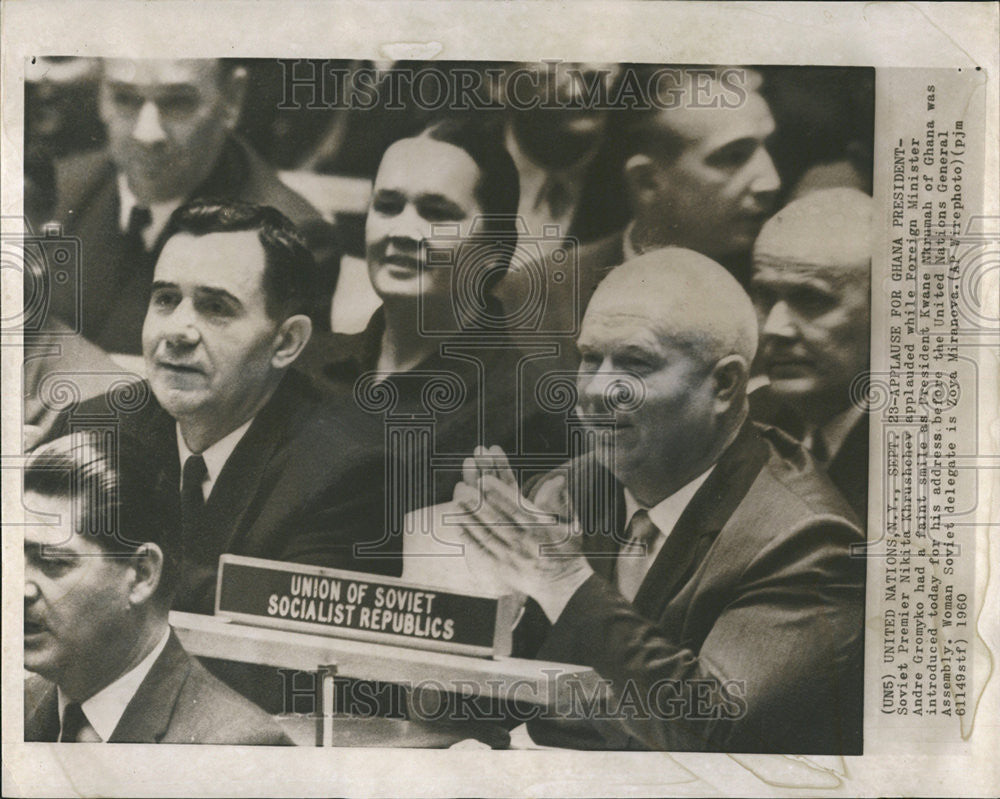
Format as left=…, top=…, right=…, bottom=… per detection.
left=155, top=231, right=266, bottom=293
left=660, top=90, right=774, bottom=152
left=102, top=58, right=222, bottom=89
left=753, top=259, right=866, bottom=291
left=579, top=304, right=672, bottom=348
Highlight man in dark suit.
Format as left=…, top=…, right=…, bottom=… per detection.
left=453, top=249, right=865, bottom=754
left=23, top=432, right=291, bottom=744
left=494, top=61, right=630, bottom=357
left=749, top=187, right=873, bottom=522
left=51, top=200, right=395, bottom=617
left=45, top=58, right=330, bottom=355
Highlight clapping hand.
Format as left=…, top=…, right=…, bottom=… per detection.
left=453, top=445, right=593, bottom=622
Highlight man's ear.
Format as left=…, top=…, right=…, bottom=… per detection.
left=271, top=314, right=313, bottom=369
left=221, top=65, right=248, bottom=131
left=624, top=153, right=659, bottom=210
left=128, top=543, right=164, bottom=607
left=711, top=355, right=749, bottom=416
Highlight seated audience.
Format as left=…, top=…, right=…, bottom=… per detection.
left=453, top=249, right=865, bottom=753
left=45, top=58, right=331, bottom=355
left=750, top=187, right=873, bottom=522
left=23, top=432, right=292, bottom=744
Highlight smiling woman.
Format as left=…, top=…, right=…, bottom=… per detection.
left=296, top=114, right=567, bottom=516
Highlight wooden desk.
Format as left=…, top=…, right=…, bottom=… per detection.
left=170, top=611, right=604, bottom=746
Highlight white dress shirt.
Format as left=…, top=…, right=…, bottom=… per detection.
left=117, top=175, right=184, bottom=250
left=57, top=627, right=170, bottom=742
left=506, top=124, right=592, bottom=243
left=176, top=418, right=254, bottom=501
left=617, top=467, right=715, bottom=601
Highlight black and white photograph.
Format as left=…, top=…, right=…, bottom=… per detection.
left=2, top=2, right=997, bottom=797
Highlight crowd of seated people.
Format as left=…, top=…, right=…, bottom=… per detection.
left=22, top=58, right=874, bottom=751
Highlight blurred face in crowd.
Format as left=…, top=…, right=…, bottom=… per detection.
left=100, top=59, right=245, bottom=205
left=23, top=493, right=137, bottom=700
left=143, top=231, right=295, bottom=445
left=366, top=136, right=484, bottom=308
left=508, top=62, right=621, bottom=169
left=753, top=261, right=870, bottom=418
left=629, top=75, right=780, bottom=260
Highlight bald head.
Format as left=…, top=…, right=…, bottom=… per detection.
left=754, top=187, right=873, bottom=283
left=576, top=248, right=757, bottom=505
left=588, top=247, right=759, bottom=369
left=752, top=188, right=873, bottom=419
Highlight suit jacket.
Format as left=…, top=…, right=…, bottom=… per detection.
left=24, top=631, right=292, bottom=745
left=48, top=370, right=400, bottom=616
left=520, top=422, right=865, bottom=754
left=48, top=137, right=329, bottom=354
left=749, top=385, right=870, bottom=523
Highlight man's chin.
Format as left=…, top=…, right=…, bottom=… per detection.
left=766, top=375, right=822, bottom=402
left=150, top=385, right=209, bottom=418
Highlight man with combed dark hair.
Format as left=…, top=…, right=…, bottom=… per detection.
left=23, top=433, right=292, bottom=744
left=49, top=199, right=395, bottom=617
left=621, top=67, right=781, bottom=287
left=43, top=58, right=330, bottom=355
left=453, top=248, right=865, bottom=754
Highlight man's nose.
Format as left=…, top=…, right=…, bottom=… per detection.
left=132, top=100, right=168, bottom=144
left=160, top=300, right=201, bottom=346
left=762, top=300, right=798, bottom=339
left=749, top=147, right=781, bottom=200
left=578, top=363, right=641, bottom=414
left=25, top=576, right=40, bottom=603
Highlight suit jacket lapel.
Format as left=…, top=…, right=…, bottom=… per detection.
left=632, top=422, right=770, bottom=618
left=24, top=680, right=60, bottom=742
left=202, top=376, right=303, bottom=553
left=108, top=632, right=191, bottom=744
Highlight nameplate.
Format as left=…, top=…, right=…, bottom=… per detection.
left=214, top=555, right=518, bottom=658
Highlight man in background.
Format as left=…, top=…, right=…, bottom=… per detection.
left=622, top=67, right=781, bottom=287
left=750, top=187, right=873, bottom=521
left=23, top=432, right=291, bottom=744
left=45, top=58, right=329, bottom=355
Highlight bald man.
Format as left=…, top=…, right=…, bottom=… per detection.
left=751, top=188, right=872, bottom=521
left=453, top=249, right=864, bottom=754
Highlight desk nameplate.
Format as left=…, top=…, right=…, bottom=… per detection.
left=215, top=554, right=518, bottom=657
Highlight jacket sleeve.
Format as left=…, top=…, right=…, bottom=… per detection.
left=533, top=517, right=865, bottom=753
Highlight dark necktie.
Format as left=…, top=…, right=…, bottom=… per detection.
left=181, top=454, right=208, bottom=555
left=615, top=509, right=660, bottom=601
left=60, top=701, right=100, bottom=742
left=125, top=205, right=152, bottom=254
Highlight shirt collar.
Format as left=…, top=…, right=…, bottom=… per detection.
left=623, top=465, right=716, bottom=539
left=622, top=220, right=640, bottom=260
left=116, top=174, right=183, bottom=250
left=58, top=627, right=170, bottom=742
left=176, top=417, right=255, bottom=500
left=505, top=123, right=591, bottom=221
